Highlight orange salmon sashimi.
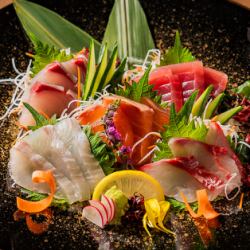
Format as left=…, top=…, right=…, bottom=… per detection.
left=78, top=95, right=169, bottom=165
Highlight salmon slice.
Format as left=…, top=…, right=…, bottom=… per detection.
left=140, top=97, right=169, bottom=132
left=78, top=95, right=157, bottom=165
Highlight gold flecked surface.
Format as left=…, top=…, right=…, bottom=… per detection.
left=0, top=0, right=249, bottom=249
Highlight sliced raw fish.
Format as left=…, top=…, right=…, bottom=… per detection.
left=205, top=121, right=245, bottom=179
left=140, top=159, right=211, bottom=202
left=9, top=118, right=106, bottom=203
left=168, top=137, right=242, bottom=195
left=10, top=141, right=79, bottom=203
left=204, top=67, right=228, bottom=95
left=19, top=82, right=76, bottom=126
left=55, top=118, right=105, bottom=192
left=61, top=55, right=88, bottom=81
left=31, top=62, right=76, bottom=92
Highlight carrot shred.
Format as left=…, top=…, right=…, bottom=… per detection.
left=16, top=170, right=56, bottom=213
left=197, top=189, right=220, bottom=220
left=180, top=189, right=219, bottom=220
left=25, top=52, right=35, bottom=58
left=77, top=66, right=81, bottom=106
left=25, top=208, right=53, bottom=235
left=39, top=110, right=50, bottom=120
left=238, top=192, right=244, bottom=209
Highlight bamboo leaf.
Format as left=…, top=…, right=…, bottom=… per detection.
left=14, top=0, right=101, bottom=53
left=103, top=0, right=155, bottom=64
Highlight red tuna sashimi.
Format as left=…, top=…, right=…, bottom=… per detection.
left=31, top=62, right=76, bottom=92
left=170, top=75, right=183, bottom=111
left=205, top=121, right=245, bottom=181
left=204, top=67, right=227, bottom=95
left=168, top=137, right=242, bottom=193
left=19, top=82, right=76, bottom=126
left=149, top=68, right=172, bottom=90
left=139, top=158, right=219, bottom=202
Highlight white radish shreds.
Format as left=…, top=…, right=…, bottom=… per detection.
left=0, top=59, right=32, bottom=125
left=131, top=132, right=161, bottom=153
left=224, top=173, right=241, bottom=201
left=123, top=49, right=161, bottom=83
left=59, top=86, right=112, bottom=121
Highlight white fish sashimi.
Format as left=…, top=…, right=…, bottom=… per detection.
left=9, top=118, right=107, bottom=203
left=55, top=118, right=105, bottom=192
left=80, top=133, right=105, bottom=191
left=10, top=141, right=78, bottom=203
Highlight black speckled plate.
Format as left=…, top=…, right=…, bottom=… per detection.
left=0, top=1, right=249, bottom=249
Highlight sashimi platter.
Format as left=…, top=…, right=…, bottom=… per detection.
left=0, top=0, right=249, bottom=248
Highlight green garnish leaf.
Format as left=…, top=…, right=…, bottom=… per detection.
left=14, top=0, right=101, bottom=53
left=235, top=80, right=250, bottom=99
left=115, top=65, right=162, bottom=105
left=23, top=102, right=57, bottom=131
left=30, top=35, right=73, bottom=75
left=154, top=99, right=208, bottom=161
left=161, top=31, right=195, bottom=65
left=84, top=126, right=116, bottom=175
left=83, top=41, right=125, bottom=100
left=167, top=197, right=198, bottom=213
left=21, top=188, right=69, bottom=211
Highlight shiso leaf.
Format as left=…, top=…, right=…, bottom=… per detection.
left=83, top=126, right=116, bottom=175
left=23, top=102, right=57, bottom=131
left=30, top=35, right=73, bottom=75
left=115, top=65, right=162, bottom=105
left=21, top=188, right=69, bottom=211
left=161, top=31, right=195, bottom=65
left=235, top=80, right=250, bottom=100
left=154, top=100, right=208, bottom=161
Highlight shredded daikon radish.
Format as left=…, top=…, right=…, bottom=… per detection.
left=0, top=59, right=32, bottom=125
left=131, top=132, right=161, bottom=153
left=224, top=173, right=240, bottom=201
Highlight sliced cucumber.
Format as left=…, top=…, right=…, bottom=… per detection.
left=97, top=45, right=118, bottom=93
left=109, top=57, right=127, bottom=88
left=90, top=45, right=108, bottom=97
left=191, top=85, right=213, bottom=117
left=177, top=90, right=198, bottom=123
left=83, top=40, right=96, bottom=100
left=203, top=93, right=225, bottom=119
left=212, top=106, right=242, bottom=124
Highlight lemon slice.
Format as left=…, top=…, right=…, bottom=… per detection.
left=92, top=170, right=165, bottom=201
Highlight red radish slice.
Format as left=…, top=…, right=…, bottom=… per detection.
left=102, top=195, right=115, bottom=221
left=82, top=206, right=104, bottom=228
left=89, top=200, right=108, bottom=224
left=101, top=195, right=113, bottom=221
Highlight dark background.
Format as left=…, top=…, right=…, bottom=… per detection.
left=0, top=0, right=249, bottom=249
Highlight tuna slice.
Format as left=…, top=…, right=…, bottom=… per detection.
left=204, top=67, right=228, bottom=96
left=9, top=118, right=105, bottom=204
left=147, top=61, right=227, bottom=111
left=19, top=82, right=76, bottom=126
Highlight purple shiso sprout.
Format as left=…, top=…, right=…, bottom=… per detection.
left=119, top=145, right=132, bottom=155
